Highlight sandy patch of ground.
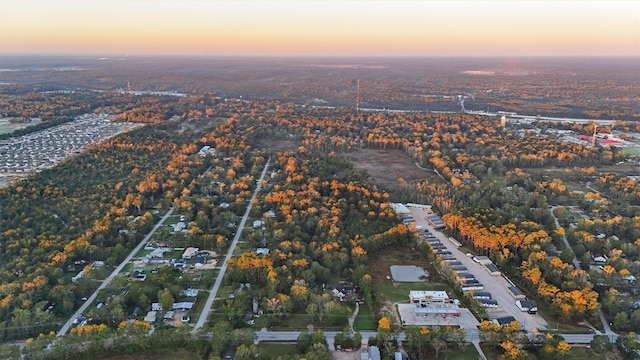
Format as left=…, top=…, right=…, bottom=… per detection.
left=330, top=349, right=364, bottom=360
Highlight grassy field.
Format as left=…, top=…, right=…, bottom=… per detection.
left=353, top=305, right=377, bottom=330
left=0, top=118, right=41, bottom=135
left=256, top=343, right=300, bottom=358
left=535, top=306, right=596, bottom=334
left=447, top=345, right=481, bottom=360
left=622, top=146, right=640, bottom=157
left=89, top=348, right=198, bottom=360
left=405, top=344, right=481, bottom=360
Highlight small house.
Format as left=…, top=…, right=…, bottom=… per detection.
left=253, top=220, right=265, bottom=228
left=144, top=311, right=157, bottom=323
left=182, top=288, right=199, bottom=297
left=182, top=247, right=199, bottom=259
left=592, top=254, right=608, bottom=264
left=172, top=221, right=186, bottom=232
left=163, top=311, right=175, bottom=321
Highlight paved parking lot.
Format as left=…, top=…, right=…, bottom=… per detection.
left=398, top=303, right=479, bottom=330
left=408, top=207, right=549, bottom=332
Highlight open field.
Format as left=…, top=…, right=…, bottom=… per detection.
left=344, top=148, right=438, bottom=199
left=368, top=244, right=431, bottom=284
left=252, top=138, right=301, bottom=153
left=90, top=349, right=198, bottom=360
left=0, top=118, right=41, bottom=135
left=257, top=343, right=300, bottom=358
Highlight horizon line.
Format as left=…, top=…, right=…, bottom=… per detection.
left=1, top=53, right=639, bottom=59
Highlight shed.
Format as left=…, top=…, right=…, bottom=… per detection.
left=461, top=283, right=484, bottom=291
left=493, top=316, right=517, bottom=327
left=144, top=311, right=157, bottom=323
left=516, top=299, right=538, bottom=314
left=485, top=263, right=501, bottom=276
left=471, top=291, right=492, bottom=300
left=480, top=299, right=498, bottom=308
left=450, top=265, right=468, bottom=273
left=508, top=286, right=526, bottom=299
left=473, top=256, right=493, bottom=265
left=369, top=346, right=381, bottom=360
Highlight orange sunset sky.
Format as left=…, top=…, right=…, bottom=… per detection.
left=0, top=0, right=638, bottom=57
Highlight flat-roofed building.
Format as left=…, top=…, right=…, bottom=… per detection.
left=409, top=290, right=449, bottom=305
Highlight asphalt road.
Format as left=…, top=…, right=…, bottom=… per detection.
left=194, top=157, right=271, bottom=330
left=57, top=207, right=175, bottom=337
left=254, top=328, right=608, bottom=345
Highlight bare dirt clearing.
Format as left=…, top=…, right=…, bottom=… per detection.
left=344, top=148, right=439, bottom=199
left=252, top=138, right=301, bottom=152
left=330, top=349, right=365, bottom=360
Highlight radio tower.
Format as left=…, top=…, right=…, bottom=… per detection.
left=356, top=79, right=360, bottom=113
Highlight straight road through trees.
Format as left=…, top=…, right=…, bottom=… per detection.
left=57, top=207, right=175, bottom=337
left=194, top=157, right=271, bottom=330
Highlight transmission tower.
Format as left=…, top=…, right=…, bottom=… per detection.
left=356, top=79, right=360, bottom=113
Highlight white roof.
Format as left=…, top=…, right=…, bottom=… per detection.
left=144, top=311, right=157, bottom=322
left=173, top=302, right=194, bottom=310
left=182, top=288, right=199, bottom=297
left=390, top=203, right=411, bottom=214
left=410, top=290, right=448, bottom=299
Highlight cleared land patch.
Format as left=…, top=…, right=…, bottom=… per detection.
left=252, top=138, right=301, bottom=152
left=344, top=148, right=440, bottom=199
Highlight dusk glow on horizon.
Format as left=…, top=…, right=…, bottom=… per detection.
left=0, top=0, right=638, bottom=57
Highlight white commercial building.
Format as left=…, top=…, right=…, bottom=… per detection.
left=409, top=290, right=450, bottom=305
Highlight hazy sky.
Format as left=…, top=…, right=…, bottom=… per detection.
left=0, top=0, right=638, bottom=57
